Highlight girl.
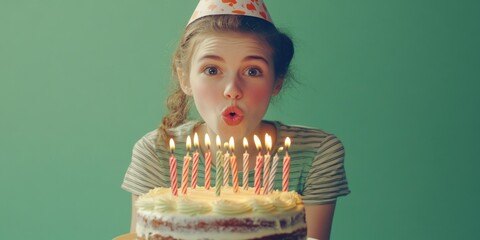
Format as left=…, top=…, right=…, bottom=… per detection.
left=122, top=1, right=350, bottom=239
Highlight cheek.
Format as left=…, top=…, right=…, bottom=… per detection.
left=247, top=86, right=274, bottom=103
left=191, top=83, right=220, bottom=104
left=192, top=84, right=209, bottom=95
left=191, top=78, right=209, bottom=94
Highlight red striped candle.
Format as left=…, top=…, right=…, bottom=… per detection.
left=181, top=136, right=192, bottom=195
left=242, top=137, right=249, bottom=190
left=191, top=133, right=199, bottom=189
left=282, top=137, right=291, bottom=192
left=204, top=134, right=212, bottom=190
left=169, top=139, right=178, bottom=196
left=263, top=134, right=271, bottom=195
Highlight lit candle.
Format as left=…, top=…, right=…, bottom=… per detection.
left=223, top=142, right=230, bottom=187
left=242, top=137, right=249, bottom=190
left=268, top=147, right=283, bottom=193
left=191, top=133, right=200, bottom=189
left=282, top=137, right=291, bottom=192
left=169, top=138, right=178, bottom=196
left=263, top=134, right=271, bottom=195
left=229, top=137, right=239, bottom=193
left=215, top=136, right=223, bottom=196
left=253, top=135, right=263, bottom=195
left=181, top=136, right=192, bottom=195
left=204, top=134, right=212, bottom=190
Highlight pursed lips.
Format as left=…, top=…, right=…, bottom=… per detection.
left=222, top=106, right=244, bottom=126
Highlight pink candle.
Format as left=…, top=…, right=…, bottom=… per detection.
left=242, top=137, right=249, bottom=190
left=223, top=142, right=230, bottom=187
left=268, top=147, right=283, bottom=193
left=169, top=139, right=178, bottom=196
left=204, top=134, right=212, bottom=190
left=229, top=137, right=239, bottom=193
left=263, top=134, right=271, bottom=195
left=191, top=133, right=199, bottom=189
left=282, top=137, right=291, bottom=192
left=181, top=136, right=192, bottom=195
left=254, top=135, right=263, bottom=195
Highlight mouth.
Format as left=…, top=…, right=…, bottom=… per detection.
left=222, top=106, right=244, bottom=126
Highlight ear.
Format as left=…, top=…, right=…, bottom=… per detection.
left=177, top=67, right=192, bottom=96
left=272, top=78, right=284, bottom=96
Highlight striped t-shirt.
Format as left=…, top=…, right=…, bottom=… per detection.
left=121, top=121, right=350, bottom=205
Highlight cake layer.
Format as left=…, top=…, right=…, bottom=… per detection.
left=136, top=228, right=307, bottom=240
left=135, top=187, right=306, bottom=240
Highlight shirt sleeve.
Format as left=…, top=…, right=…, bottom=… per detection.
left=121, top=135, right=167, bottom=196
left=302, top=134, right=350, bottom=205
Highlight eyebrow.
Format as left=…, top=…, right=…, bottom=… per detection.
left=198, top=55, right=225, bottom=62
left=198, top=55, right=270, bottom=65
left=245, top=55, right=270, bottom=65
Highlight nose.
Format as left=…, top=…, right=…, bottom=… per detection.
left=223, top=75, right=243, bottom=100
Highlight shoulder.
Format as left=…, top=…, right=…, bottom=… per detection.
left=273, top=121, right=342, bottom=150
left=134, top=120, right=201, bottom=153
left=136, top=121, right=200, bottom=144
left=134, top=129, right=159, bottom=149
left=167, top=120, right=200, bottom=140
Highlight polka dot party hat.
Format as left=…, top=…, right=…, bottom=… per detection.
left=188, top=0, right=273, bottom=26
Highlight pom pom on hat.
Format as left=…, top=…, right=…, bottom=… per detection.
left=188, top=0, right=273, bottom=26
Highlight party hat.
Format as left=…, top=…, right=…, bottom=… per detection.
left=188, top=0, right=273, bottom=26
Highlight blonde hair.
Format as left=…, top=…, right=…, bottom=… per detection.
left=157, top=15, right=294, bottom=146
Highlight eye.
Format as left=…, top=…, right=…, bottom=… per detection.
left=203, top=66, right=219, bottom=75
left=244, top=67, right=262, bottom=77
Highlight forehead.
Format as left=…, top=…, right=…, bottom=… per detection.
left=192, top=32, right=273, bottom=60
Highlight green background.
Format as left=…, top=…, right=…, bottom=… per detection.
left=1, top=0, right=479, bottom=239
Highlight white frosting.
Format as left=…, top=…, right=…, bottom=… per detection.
left=134, top=196, right=156, bottom=211
left=270, top=191, right=299, bottom=211
left=136, top=186, right=306, bottom=240
left=177, top=197, right=211, bottom=215
left=137, top=186, right=302, bottom=215
left=250, top=197, right=276, bottom=213
left=212, top=199, right=251, bottom=215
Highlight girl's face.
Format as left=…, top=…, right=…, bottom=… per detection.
left=179, top=32, right=283, bottom=140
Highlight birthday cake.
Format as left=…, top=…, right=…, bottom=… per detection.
left=135, top=187, right=307, bottom=240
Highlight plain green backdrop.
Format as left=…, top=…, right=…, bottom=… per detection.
left=1, top=0, right=479, bottom=239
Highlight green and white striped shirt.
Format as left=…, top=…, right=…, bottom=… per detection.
left=122, top=121, right=350, bottom=205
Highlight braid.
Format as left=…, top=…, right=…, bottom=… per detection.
left=157, top=83, right=190, bottom=146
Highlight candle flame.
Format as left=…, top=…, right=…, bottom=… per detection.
left=186, top=135, right=192, bottom=151
left=243, top=137, right=248, bottom=149
left=205, top=134, right=211, bottom=149
left=216, top=135, right=221, bottom=149
left=193, top=132, right=199, bottom=149
left=229, top=137, right=235, bottom=151
left=277, top=146, right=284, bottom=153
left=285, top=137, right=291, bottom=150
left=169, top=138, right=175, bottom=153
left=265, top=133, right=272, bottom=152
left=224, top=142, right=229, bottom=152
left=254, top=135, right=262, bottom=151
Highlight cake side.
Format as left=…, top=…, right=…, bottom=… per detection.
left=137, top=205, right=306, bottom=239
left=135, top=187, right=307, bottom=240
